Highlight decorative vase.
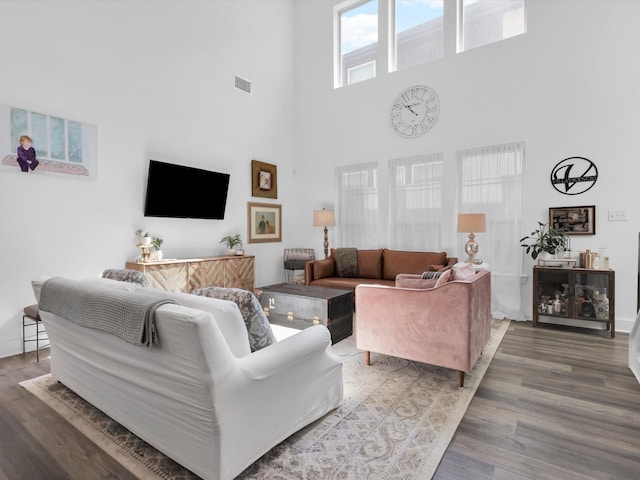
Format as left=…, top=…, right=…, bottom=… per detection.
left=155, top=250, right=163, bottom=261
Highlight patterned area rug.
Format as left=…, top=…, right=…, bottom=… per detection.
left=20, top=319, right=509, bottom=480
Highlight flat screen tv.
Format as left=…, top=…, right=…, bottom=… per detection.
left=144, top=160, right=230, bottom=219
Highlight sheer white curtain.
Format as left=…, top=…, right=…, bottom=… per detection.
left=388, top=154, right=444, bottom=250
left=458, top=142, right=525, bottom=320
left=335, top=162, right=380, bottom=248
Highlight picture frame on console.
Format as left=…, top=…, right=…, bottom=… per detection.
left=247, top=202, right=282, bottom=243
left=549, top=205, right=596, bottom=235
left=251, top=159, right=278, bottom=199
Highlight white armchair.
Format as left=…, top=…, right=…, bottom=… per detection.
left=35, top=277, right=343, bottom=480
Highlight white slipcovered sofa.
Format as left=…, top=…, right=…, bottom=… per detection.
left=32, top=276, right=343, bottom=480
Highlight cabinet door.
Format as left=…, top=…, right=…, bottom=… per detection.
left=535, top=268, right=571, bottom=318
left=145, top=263, right=188, bottom=292
left=573, top=271, right=611, bottom=321
left=188, top=261, right=225, bottom=292
left=225, top=257, right=254, bottom=291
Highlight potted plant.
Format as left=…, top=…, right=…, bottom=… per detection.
left=220, top=234, right=243, bottom=255
left=136, top=228, right=151, bottom=246
left=151, top=236, right=164, bottom=261
left=520, top=222, right=567, bottom=260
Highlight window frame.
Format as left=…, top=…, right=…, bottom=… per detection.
left=334, top=0, right=379, bottom=88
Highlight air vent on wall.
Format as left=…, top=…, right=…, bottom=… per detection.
left=234, top=74, right=252, bottom=94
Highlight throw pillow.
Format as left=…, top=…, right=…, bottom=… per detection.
left=101, top=268, right=151, bottom=287
left=395, top=276, right=438, bottom=289
left=434, top=268, right=452, bottom=287
left=421, top=270, right=443, bottom=280
left=193, top=287, right=276, bottom=352
left=452, top=262, right=476, bottom=281
left=335, top=248, right=359, bottom=278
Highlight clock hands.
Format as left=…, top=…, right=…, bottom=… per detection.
left=404, top=104, right=419, bottom=116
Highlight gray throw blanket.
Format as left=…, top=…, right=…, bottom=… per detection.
left=39, top=277, right=178, bottom=348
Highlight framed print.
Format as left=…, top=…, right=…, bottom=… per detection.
left=247, top=202, right=282, bottom=243
left=0, top=102, right=98, bottom=179
left=549, top=205, right=596, bottom=235
left=251, top=160, right=277, bottom=199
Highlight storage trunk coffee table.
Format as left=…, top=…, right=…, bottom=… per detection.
left=257, top=283, right=353, bottom=344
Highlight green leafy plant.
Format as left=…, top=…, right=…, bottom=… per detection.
left=520, top=222, right=566, bottom=260
left=150, top=236, right=164, bottom=251
left=220, top=234, right=242, bottom=250
left=135, top=228, right=149, bottom=238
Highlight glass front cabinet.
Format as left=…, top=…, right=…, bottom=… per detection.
left=533, top=266, right=615, bottom=337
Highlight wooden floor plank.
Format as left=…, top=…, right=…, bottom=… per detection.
left=435, top=322, right=640, bottom=480
left=2, top=322, right=640, bottom=480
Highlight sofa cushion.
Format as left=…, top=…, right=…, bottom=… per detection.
left=313, top=258, right=335, bottom=279
left=335, top=248, right=359, bottom=278
left=382, top=250, right=447, bottom=280
left=357, top=249, right=384, bottom=279
left=435, top=268, right=452, bottom=287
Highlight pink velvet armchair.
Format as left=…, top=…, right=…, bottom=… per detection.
left=355, top=269, right=491, bottom=387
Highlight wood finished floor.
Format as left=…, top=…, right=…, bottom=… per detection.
left=0, top=322, right=638, bottom=479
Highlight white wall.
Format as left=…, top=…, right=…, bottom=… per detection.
left=0, top=0, right=296, bottom=358
left=292, top=0, right=640, bottom=331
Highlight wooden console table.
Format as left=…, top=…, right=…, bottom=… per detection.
left=125, top=255, right=254, bottom=293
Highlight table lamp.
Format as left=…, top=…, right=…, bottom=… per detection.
left=457, top=213, right=486, bottom=264
left=313, top=208, right=336, bottom=259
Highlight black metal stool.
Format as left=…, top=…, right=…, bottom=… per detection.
left=283, top=248, right=315, bottom=283
left=23, top=304, right=49, bottom=362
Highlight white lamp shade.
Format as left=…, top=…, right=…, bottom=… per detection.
left=313, top=209, right=336, bottom=227
left=457, top=213, right=486, bottom=233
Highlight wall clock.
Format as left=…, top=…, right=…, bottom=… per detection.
left=390, top=85, right=439, bottom=138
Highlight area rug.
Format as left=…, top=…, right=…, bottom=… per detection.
left=20, top=319, right=509, bottom=480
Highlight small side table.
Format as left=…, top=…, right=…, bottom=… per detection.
left=23, top=305, right=49, bottom=362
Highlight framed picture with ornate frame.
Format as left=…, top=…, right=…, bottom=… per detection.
left=251, top=160, right=277, bottom=199
left=247, top=202, right=282, bottom=243
left=549, top=205, right=596, bottom=235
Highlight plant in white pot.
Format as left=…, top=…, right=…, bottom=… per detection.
left=220, top=234, right=243, bottom=255
left=151, top=236, right=164, bottom=261
left=520, top=222, right=566, bottom=260
left=136, top=228, right=151, bottom=246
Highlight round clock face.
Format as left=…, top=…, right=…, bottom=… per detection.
left=390, top=85, right=439, bottom=138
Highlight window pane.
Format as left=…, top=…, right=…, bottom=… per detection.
left=389, top=154, right=443, bottom=250
left=10, top=108, right=27, bottom=151
left=348, top=61, right=376, bottom=85
left=395, top=0, right=443, bottom=70
left=68, top=121, right=83, bottom=163
left=461, top=0, right=525, bottom=52
left=50, top=116, right=66, bottom=160
left=341, top=0, right=378, bottom=86
left=31, top=112, right=48, bottom=158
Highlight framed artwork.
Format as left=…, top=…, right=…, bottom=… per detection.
left=251, top=159, right=277, bottom=199
left=549, top=205, right=596, bottom=235
left=247, top=202, right=282, bottom=243
left=0, top=102, right=98, bottom=179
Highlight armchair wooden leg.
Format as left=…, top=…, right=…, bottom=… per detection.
left=458, top=371, right=465, bottom=388
left=365, top=351, right=371, bottom=366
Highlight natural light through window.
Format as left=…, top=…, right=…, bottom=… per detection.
left=459, top=0, right=526, bottom=52
left=393, top=0, right=443, bottom=71
left=339, top=0, right=378, bottom=86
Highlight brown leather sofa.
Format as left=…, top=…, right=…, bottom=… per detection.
left=304, top=248, right=457, bottom=290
